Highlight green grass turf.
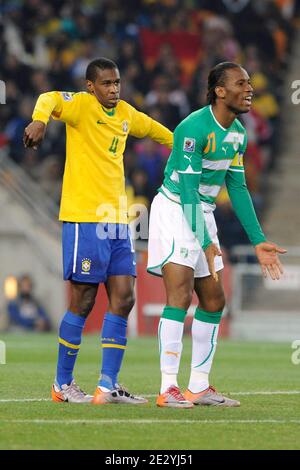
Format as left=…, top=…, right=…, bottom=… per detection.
left=0, top=333, right=300, bottom=450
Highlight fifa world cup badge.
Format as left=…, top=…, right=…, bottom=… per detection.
left=183, top=137, right=196, bottom=153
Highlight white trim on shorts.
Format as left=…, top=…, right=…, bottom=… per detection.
left=72, top=223, right=79, bottom=274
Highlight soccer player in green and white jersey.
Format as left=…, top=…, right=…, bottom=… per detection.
left=147, top=62, right=286, bottom=408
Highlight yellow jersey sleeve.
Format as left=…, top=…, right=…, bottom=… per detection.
left=129, top=107, right=173, bottom=148
left=32, top=91, right=83, bottom=126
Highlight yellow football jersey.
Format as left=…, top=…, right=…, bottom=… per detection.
left=32, top=91, right=173, bottom=223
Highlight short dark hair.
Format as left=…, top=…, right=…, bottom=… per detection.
left=86, top=58, right=118, bottom=82
left=207, top=62, right=241, bottom=105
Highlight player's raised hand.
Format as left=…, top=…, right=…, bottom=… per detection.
left=255, top=241, right=287, bottom=280
left=23, top=121, right=46, bottom=149
left=204, top=243, right=222, bottom=282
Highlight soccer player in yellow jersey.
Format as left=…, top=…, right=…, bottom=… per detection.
left=24, top=57, right=173, bottom=404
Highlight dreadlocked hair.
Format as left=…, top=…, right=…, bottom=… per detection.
left=207, top=62, right=241, bottom=105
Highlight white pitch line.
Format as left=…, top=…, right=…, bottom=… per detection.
left=0, top=398, right=51, bottom=402
left=0, top=391, right=300, bottom=403
left=229, top=391, right=300, bottom=396
left=144, top=391, right=300, bottom=398
left=1, top=419, right=300, bottom=425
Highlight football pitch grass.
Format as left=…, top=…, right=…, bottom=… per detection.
left=0, top=333, right=300, bottom=450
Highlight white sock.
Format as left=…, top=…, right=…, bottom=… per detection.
left=158, top=318, right=184, bottom=394
left=188, top=370, right=209, bottom=393
left=161, top=373, right=178, bottom=393
left=188, top=317, right=219, bottom=393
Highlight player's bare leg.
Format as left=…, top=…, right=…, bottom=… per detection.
left=92, top=275, right=147, bottom=404
left=156, top=263, right=194, bottom=408
left=105, top=274, right=135, bottom=318
left=68, top=281, right=99, bottom=317
left=184, top=272, right=240, bottom=406
left=52, top=281, right=98, bottom=403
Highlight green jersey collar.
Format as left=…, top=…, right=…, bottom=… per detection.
left=209, top=105, right=234, bottom=132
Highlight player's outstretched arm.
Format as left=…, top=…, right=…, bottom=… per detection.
left=129, top=107, right=173, bottom=148
left=23, top=120, right=46, bottom=149
left=255, top=241, right=287, bottom=280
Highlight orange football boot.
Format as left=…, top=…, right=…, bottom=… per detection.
left=156, top=385, right=194, bottom=408
left=184, top=386, right=240, bottom=407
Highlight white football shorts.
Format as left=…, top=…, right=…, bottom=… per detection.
left=147, top=191, right=224, bottom=277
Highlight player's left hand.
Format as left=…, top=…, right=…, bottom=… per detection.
left=204, top=243, right=222, bottom=282
left=255, top=242, right=287, bottom=280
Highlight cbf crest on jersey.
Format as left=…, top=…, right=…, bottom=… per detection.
left=122, top=120, right=129, bottom=133
left=183, top=137, right=196, bottom=153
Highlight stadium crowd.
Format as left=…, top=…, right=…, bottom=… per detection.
left=0, top=0, right=299, bottom=254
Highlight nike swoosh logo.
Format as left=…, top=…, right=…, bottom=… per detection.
left=67, top=351, right=78, bottom=356
left=97, top=120, right=107, bottom=125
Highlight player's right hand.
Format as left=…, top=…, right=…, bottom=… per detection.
left=204, top=243, right=222, bottom=282
left=23, top=121, right=46, bottom=149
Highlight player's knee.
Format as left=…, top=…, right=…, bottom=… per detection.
left=202, top=292, right=226, bottom=313
left=71, top=291, right=97, bottom=318
left=167, top=288, right=193, bottom=311
left=79, top=298, right=96, bottom=317
left=112, top=292, right=135, bottom=316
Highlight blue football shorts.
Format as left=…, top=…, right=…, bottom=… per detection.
left=62, top=222, right=136, bottom=283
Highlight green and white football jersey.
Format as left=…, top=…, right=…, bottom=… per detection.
left=161, top=105, right=246, bottom=209
left=159, top=105, right=266, bottom=247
